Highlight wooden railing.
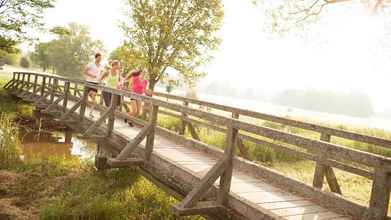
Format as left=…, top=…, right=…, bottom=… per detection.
left=6, top=71, right=391, bottom=220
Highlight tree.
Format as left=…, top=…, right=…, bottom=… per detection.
left=19, top=57, right=30, bottom=68
left=30, top=42, right=50, bottom=72
left=31, top=23, right=105, bottom=77
left=256, top=0, right=391, bottom=34
left=120, top=0, right=224, bottom=91
left=0, top=0, right=55, bottom=52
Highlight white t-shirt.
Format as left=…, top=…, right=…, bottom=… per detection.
left=84, top=62, right=103, bottom=83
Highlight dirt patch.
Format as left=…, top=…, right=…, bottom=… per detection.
left=0, top=170, right=82, bottom=220
left=0, top=171, right=39, bottom=220
left=0, top=198, right=37, bottom=220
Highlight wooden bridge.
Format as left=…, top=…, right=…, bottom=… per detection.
left=5, top=72, right=391, bottom=220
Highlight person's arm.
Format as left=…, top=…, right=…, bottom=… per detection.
left=83, top=64, right=96, bottom=78
left=99, top=70, right=109, bottom=82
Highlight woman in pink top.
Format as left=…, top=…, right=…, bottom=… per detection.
left=125, top=70, right=148, bottom=123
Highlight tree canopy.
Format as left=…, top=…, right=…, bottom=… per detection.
left=120, top=0, right=224, bottom=91
left=31, top=23, right=105, bottom=77
left=256, top=0, right=391, bottom=34
left=0, top=0, right=55, bottom=52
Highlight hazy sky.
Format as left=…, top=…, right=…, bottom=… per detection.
left=41, top=0, right=391, bottom=112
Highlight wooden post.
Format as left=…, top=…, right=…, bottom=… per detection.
left=313, top=133, right=342, bottom=194
left=217, top=124, right=238, bottom=205
left=79, top=85, right=89, bottom=122
left=40, top=76, right=46, bottom=97
left=63, top=82, right=70, bottom=112
left=179, top=101, right=189, bottom=135
left=19, top=73, right=25, bottom=91
left=32, top=74, right=38, bottom=93
left=232, top=112, right=250, bottom=160
left=13, top=73, right=20, bottom=90
left=145, top=104, right=159, bottom=161
left=107, top=94, right=120, bottom=136
left=74, top=84, right=78, bottom=96
left=26, top=73, right=31, bottom=89
left=50, top=79, right=58, bottom=104
left=366, top=168, right=391, bottom=220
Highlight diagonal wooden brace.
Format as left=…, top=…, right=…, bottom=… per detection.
left=82, top=107, right=114, bottom=137
left=177, top=158, right=229, bottom=210
left=42, top=95, right=65, bottom=113
left=116, top=124, right=153, bottom=160
left=59, top=99, right=83, bottom=121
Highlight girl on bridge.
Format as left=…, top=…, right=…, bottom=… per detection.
left=123, top=70, right=148, bottom=126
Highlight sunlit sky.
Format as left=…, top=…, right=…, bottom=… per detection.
left=40, top=0, right=391, bottom=112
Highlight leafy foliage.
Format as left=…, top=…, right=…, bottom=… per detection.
left=120, top=0, right=224, bottom=90
left=31, top=23, right=105, bottom=77
left=257, top=0, right=391, bottom=34
left=0, top=0, right=55, bottom=52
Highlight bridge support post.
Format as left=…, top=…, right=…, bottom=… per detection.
left=62, top=82, right=70, bottom=112
left=365, top=168, right=391, bottom=220
left=145, top=104, right=159, bottom=161
left=79, top=85, right=89, bottom=122
left=179, top=101, right=189, bottom=135
left=107, top=94, right=120, bottom=136
left=232, top=112, right=250, bottom=160
left=40, top=76, right=46, bottom=97
left=49, top=79, right=58, bottom=104
left=312, top=133, right=341, bottom=194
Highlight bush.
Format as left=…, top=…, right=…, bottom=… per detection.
left=0, top=50, right=19, bottom=65
left=20, top=57, right=30, bottom=68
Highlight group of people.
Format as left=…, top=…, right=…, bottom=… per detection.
left=83, top=53, right=149, bottom=126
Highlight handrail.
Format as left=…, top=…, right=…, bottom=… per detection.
left=154, top=92, right=391, bottom=150
left=10, top=72, right=391, bottom=168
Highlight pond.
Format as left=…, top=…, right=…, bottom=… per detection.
left=17, top=110, right=96, bottom=162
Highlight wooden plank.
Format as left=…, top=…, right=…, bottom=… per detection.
left=107, top=158, right=144, bottom=168
left=261, top=200, right=314, bottom=210
left=272, top=205, right=327, bottom=217
left=238, top=191, right=303, bottom=204
left=286, top=211, right=345, bottom=220
left=173, top=201, right=224, bottom=216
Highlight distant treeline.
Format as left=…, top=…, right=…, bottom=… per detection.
left=272, top=89, right=374, bottom=118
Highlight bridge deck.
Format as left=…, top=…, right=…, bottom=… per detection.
left=89, top=107, right=350, bottom=220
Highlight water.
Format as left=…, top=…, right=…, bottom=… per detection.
left=19, top=116, right=96, bottom=161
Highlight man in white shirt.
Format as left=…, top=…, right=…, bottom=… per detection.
left=83, top=53, right=103, bottom=118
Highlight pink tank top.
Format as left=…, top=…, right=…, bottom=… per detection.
left=131, top=76, right=147, bottom=94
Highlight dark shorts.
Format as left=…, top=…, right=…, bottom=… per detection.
left=86, top=82, right=98, bottom=93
